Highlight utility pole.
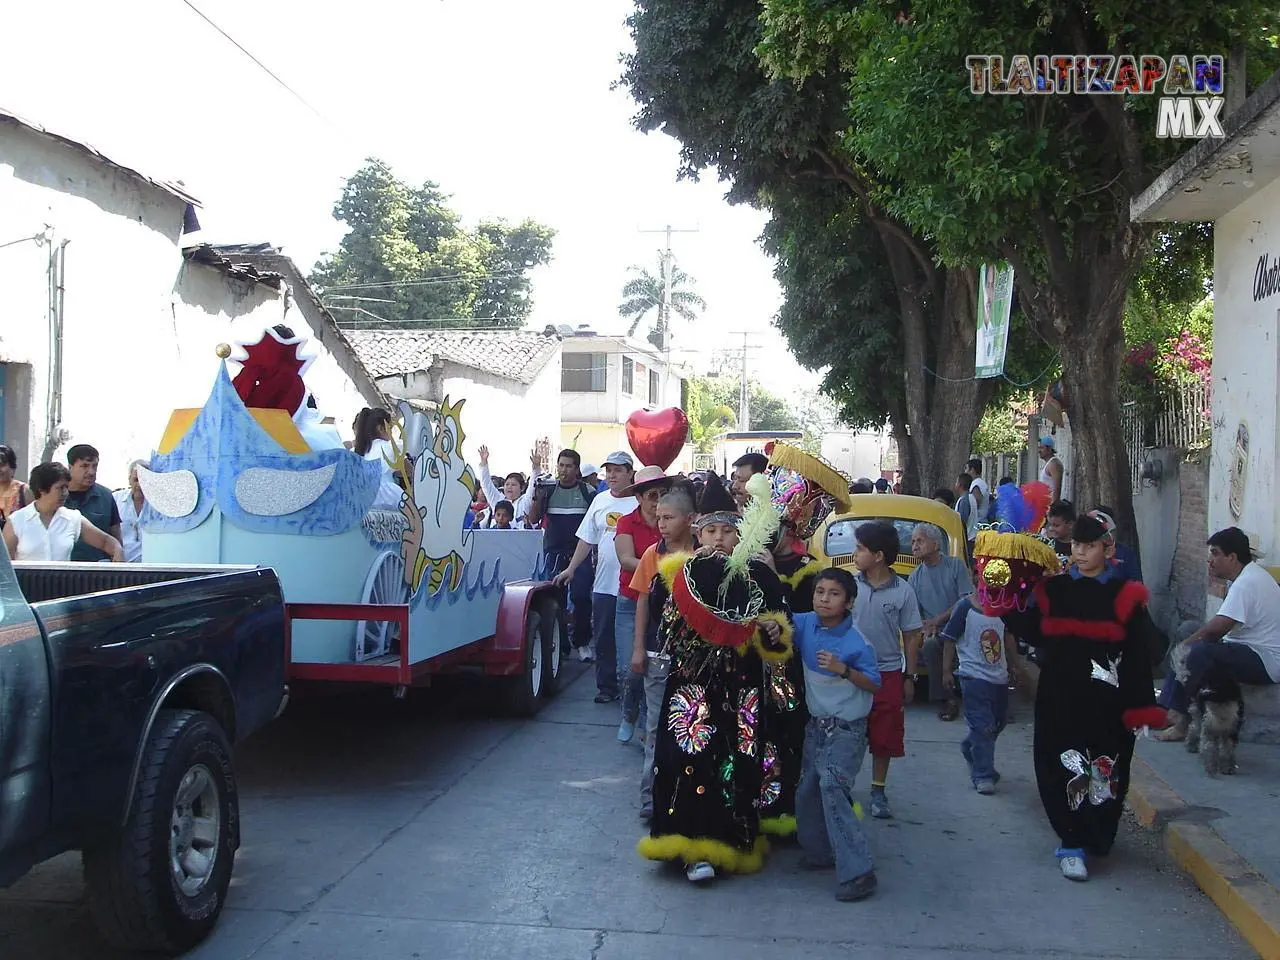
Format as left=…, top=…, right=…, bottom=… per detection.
left=639, top=223, right=698, bottom=403
left=727, top=331, right=762, bottom=430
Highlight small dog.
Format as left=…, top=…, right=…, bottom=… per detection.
left=1172, top=644, right=1245, bottom=776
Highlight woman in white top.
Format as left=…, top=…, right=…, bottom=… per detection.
left=476, top=444, right=532, bottom=528
left=113, top=459, right=147, bottom=562
left=354, top=408, right=405, bottom=511
left=4, top=462, right=125, bottom=562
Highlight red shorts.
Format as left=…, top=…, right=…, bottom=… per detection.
left=869, top=670, right=905, bottom=758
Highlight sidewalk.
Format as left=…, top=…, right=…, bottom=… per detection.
left=1130, top=735, right=1280, bottom=959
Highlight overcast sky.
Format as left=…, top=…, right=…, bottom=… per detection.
left=3, top=0, right=822, bottom=399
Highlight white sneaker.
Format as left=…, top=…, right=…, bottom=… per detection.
left=1059, top=855, right=1088, bottom=881
left=575, top=647, right=595, bottom=662
left=685, top=861, right=715, bottom=883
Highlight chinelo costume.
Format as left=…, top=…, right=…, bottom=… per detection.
left=754, top=442, right=853, bottom=836
left=638, top=473, right=795, bottom=881
left=973, top=490, right=1167, bottom=881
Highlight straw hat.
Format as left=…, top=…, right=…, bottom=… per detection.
left=617, top=465, right=672, bottom=498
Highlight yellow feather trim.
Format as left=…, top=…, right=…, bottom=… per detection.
left=656, top=551, right=693, bottom=590
left=768, top=442, right=852, bottom=509
left=759, top=815, right=797, bottom=837
left=751, top=610, right=795, bottom=663
left=637, top=833, right=770, bottom=874
left=778, top=557, right=822, bottom=589
left=974, top=529, right=1060, bottom=572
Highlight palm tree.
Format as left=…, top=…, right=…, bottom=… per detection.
left=618, top=252, right=707, bottom=350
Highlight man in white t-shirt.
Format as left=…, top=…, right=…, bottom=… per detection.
left=1157, top=526, right=1280, bottom=740
left=553, top=450, right=637, bottom=700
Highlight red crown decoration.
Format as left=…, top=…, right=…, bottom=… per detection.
left=230, top=326, right=316, bottom=416
left=973, top=480, right=1061, bottom=615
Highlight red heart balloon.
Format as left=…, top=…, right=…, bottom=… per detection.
left=625, top=407, right=689, bottom=470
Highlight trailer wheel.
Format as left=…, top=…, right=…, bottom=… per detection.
left=83, top=709, right=237, bottom=954
left=538, top=594, right=563, bottom=697
left=502, top=604, right=547, bottom=716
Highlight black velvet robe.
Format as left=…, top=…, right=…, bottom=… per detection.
left=1003, top=572, right=1167, bottom=856
left=640, top=559, right=793, bottom=873
left=761, top=553, right=820, bottom=834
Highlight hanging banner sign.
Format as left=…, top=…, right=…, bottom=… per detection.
left=976, top=262, right=1015, bottom=379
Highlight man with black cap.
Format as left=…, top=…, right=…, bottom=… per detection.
left=999, top=511, right=1167, bottom=883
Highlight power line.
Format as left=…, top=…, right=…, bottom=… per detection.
left=179, top=0, right=331, bottom=125
left=320, top=271, right=528, bottom=291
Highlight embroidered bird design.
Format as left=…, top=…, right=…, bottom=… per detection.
left=1090, top=654, right=1121, bottom=688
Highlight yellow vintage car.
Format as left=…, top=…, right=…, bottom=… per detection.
left=808, top=494, right=969, bottom=574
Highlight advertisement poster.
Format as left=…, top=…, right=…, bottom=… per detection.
left=976, top=262, right=1015, bottom=379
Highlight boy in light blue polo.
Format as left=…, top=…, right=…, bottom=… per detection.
left=793, top=568, right=882, bottom=903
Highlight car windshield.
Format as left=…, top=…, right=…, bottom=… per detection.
left=824, top=517, right=948, bottom=564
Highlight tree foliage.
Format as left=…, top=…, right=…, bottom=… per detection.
left=618, top=252, right=707, bottom=350
left=311, top=160, right=555, bottom=328
left=689, top=375, right=798, bottom=438
left=755, top=0, right=1279, bottom=541
left=621, top=0, right=997, bottom=495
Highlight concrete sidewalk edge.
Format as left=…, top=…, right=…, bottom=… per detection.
left=1130, top=755, right=1280, bottom=960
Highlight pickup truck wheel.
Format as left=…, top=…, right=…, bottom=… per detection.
left=501, top=605, right=547, bottom=716
left=539, top=595, right=563, bottom=698
left=83, top=708, right=237, bottom=954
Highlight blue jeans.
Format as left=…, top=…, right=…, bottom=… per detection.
left=592, top=592, right=618, bottom=698
left=640, top=653, right=670, bottom=813
left=1158, top=640, right=1274, bottom=714
left=796, top=716, right=874, bottom=883
left=960, top=676, right=1008, bottom=784
left=614, top=595, right=646, bottom=724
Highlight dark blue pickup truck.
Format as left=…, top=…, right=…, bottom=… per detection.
left=0, top=554, right=287, bottom=954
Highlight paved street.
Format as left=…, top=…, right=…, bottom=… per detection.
left=0, top=664, right=1255, bottom=959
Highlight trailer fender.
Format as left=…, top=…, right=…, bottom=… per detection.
left=491, top=580, right=557, bottom=663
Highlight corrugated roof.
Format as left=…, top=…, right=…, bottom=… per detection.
left=0, top=107, right=200, bottom=207
left=346, top=329, right=562, bottom=385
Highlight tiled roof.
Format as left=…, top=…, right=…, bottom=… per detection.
left=345, top=329, right=561, bottom=385
left=184, top=244, right=284, bottom=288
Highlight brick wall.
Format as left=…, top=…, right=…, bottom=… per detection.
left=1172, top=456, right=1209, bottom=622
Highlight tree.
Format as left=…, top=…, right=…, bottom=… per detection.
left=311, top=160, right=555, bottom=328
left=620, top=0, right=995, bottom=495
left=756, top=0, right=1278, bottom=543
left=618, top=253, right=707, bottom=350
left=686, top=379, right=738, bottom=452
left=691, top=375, right=797, bottom=433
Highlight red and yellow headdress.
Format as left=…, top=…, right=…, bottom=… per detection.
left=973, top=480, right=1061, bottom=614
left=766, top=442, right=851, bottom=540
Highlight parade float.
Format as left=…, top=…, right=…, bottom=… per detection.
left=135, top=328, right=561, bottom=711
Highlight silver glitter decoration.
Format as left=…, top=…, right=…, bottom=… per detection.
left=235, top=463, right=337, bottom=516
left=137, top=465, right=199, bottom=518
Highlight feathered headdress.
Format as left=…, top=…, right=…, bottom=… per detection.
left=725, top=472, right=781, bottom=586
left=973, top=480, right=1061, bottom=614
left=766, top=442, right=851, bottom=540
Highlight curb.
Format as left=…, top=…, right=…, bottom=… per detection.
left=1129, top=756, right=1280, bottom=960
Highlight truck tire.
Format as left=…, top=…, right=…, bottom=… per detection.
left=501, top=605, right=547, bottom=717
left=83, top=708, right=238, bottom=954
left=538, top=594, right=563, bottom=698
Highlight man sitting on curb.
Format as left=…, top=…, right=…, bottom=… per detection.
left=1156, top=526, right=1280, bottom=741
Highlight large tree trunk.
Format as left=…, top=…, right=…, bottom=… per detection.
left=879, top=232, right=994, bottom=496
left=1008, top=217, right=1143, bottom=555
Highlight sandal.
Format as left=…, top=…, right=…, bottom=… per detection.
left=939, top=700, right=960, bottom=722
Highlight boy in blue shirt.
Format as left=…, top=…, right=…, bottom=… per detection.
left=793, top=568, right=882, bottom=902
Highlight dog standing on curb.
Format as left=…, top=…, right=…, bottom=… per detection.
left=1172, top=643, right=1246, bottom=776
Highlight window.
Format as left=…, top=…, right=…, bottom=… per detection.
left=562, top=353, right=607, bottom=392
left=622, top=356, right=634, bottom=395
left=823, top=517, right=949, bottom=569
left=649, top=369, right=660, bottom=405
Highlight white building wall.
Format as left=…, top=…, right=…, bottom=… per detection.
left=1209, top=177, right=1280, bottom=580
left=0, top=123, right=188, bottom=487
left=375, top=357, right=562, bottom=479
left=560, top=335, right=685, bottom=426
